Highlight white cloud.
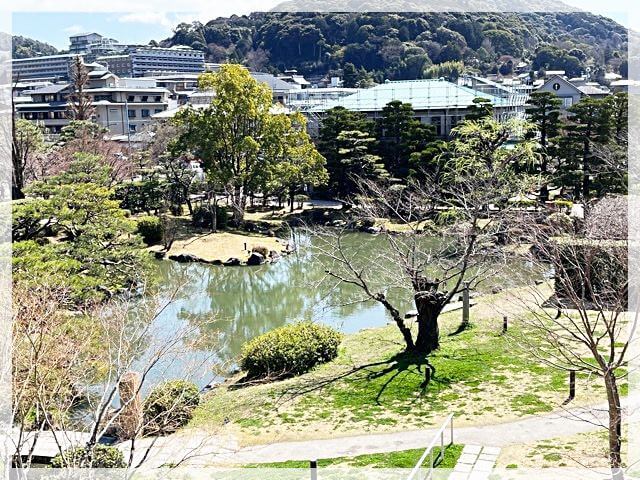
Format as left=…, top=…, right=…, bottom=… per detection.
left=63, top=24, right=85, bottom=34
left=117, top=12, right=172, bottom=27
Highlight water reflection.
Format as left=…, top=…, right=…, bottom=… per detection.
left=146, top=232, right=537, bottom=387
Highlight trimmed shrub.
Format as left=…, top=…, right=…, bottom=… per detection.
left=251, top=245, right=270, bottom=257
left=51, top=445, right=126, bottom=468
left=136, top=216, right=163, bottom=245
left=240, top=321, right=343, bottom=380
left=143, top=380, right=200, bottom=436
left=192, top=205, right=229, bottom=230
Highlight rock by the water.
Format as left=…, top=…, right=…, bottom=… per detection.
left=223, top=257, right=242, bottom=266
left=247, top=252, right=265, bottom=266
left=169, top=253, right=201, bottom=263
left=211, top=259, right=223, bottom=266
left=154, top=250, right=166, bottom=259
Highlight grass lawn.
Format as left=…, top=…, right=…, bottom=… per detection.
left=244, top=444, right=463, bottom=469
left=191, top=286, right=618, bottom=445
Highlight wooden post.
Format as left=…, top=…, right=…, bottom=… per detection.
left=310, top=459, right=318, bottom=480
left=118, top=371, right=142, bottom=440
left=502, top=315, right=508, bottom=334
left=244, top=242, right=247, bottom=251
left=563, top=370, right=576, bottom=405
left=462, top=282, right=470, bottom=328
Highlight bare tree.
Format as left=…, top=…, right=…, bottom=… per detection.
left=67, top=57, right=95, bottom=121
left=316, top=119, right=537, bottom=358
left=509, top=195, right=634, bottom=478
left=10, top=279, right=225, bottom=472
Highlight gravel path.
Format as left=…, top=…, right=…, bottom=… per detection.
left=121, top=397, right=638, bottom=468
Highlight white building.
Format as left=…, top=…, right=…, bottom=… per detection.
left=12, top=54, right=81, bottom=81
left=15, top=69, right=171, bottom=136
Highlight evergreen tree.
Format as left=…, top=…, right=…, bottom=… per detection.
left=465, top=97, right=494, bottom=121
left=560, top=97, right=613, bottom=200
left=318, top=107, right=374, bottom=194
left=376, top=101, right=436, bottom=179
left=336, top=130, right=388, bottom=197
left=525, top=91, right=562, bottom=201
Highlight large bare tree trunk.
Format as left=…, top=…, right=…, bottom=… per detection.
left=604, top=371, right=623, bottom=478
left=414, top=291, right=445, bottom=355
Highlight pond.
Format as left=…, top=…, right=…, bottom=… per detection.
left=139, top=232, right=539, bottom=390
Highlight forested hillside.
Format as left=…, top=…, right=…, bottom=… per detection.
left=162, top=12, right=627, bottom=82
left=12, top=35, right=59, bottom=59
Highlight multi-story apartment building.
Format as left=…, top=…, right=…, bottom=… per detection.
left=12, top=54, right=80, bottom=81
left=97, top=46, right=205, bottom=78
left=94, top=54, right=133, bottom=77
left=15, top=69, right=171, bottom=136
left=15, top=83, right=73, bottom=133
left=69, top=32, right=126, bottom=60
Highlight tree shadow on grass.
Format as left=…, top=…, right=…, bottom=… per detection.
left=269, top=351, right=441, bottom=409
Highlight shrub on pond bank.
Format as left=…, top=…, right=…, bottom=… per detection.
left=51, top=445, right=126, bottom=468
left=192, top=205, right=229, bottom=230
left=240, top=321, right=343, bottom=380
left=136, top=216, right=163, bottom=245
left=143, top=380, right=200, bottom=435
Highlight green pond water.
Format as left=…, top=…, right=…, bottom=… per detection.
left=141, top=232, right=539, bottom=388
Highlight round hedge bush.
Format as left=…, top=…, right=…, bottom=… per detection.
left=240, top=321, right=343, bottom=380
left=142, top=380, right=200, bottom=436
left=136, top=216, right=163, bottom=245
left=51, top=445, right=126, bottom=468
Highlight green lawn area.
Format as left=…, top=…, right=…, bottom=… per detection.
left=192, top=288, right=617, bottom=444
left=244, top=444, right=463, bottom=469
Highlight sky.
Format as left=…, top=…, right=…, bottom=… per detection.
left=9, top=0, right=635, bottom=51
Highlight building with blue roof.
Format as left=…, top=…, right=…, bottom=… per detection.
left=307, top=78, right=528, bottom=137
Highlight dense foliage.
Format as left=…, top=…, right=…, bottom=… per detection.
left=12, top=34, right=58, bottom=59
left=173, top=65, right=327, bottom=222
left=51, top=445, right=126, bottom=468
left=240, top=321, right=343, bottom=379
left=163, top=12, right=626, bottom=81
left=12, top=155, right=150, bottom=304
left=143, top=380, right=200, bottom=435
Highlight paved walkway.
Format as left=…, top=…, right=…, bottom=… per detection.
left=121, top=397, right=639, bottom=468
left=450, top=445, right=500, bottom=480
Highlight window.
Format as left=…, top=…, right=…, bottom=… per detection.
left=127, top=95, right=135, bottom=102
left=141, top=95, right=148, bottom=102
left=129, top=124, right=137, bottom=132
left=154, top=108, right=162, bottom=114
left=154, top=96, right=162, bottom=102
left=141, top=109, right=150, bottom=118
left=128, top=109, right=136, bottom=118
left=562, top=97, right=573, bottom=108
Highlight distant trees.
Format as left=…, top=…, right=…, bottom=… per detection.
left=525, top=91, right=628, bottom=202
left=163, top=12, right=627, bottom=80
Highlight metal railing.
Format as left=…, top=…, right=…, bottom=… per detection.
left=406, top=413, right=454, bottom=480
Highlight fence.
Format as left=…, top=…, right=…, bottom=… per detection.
left=406, top=413, right=454, bottom=480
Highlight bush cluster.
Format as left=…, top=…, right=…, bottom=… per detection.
left=192, top=205, right=229, bottom=230
left=251, top=245, right=270, bottom=257
left=51, top=445, right=126, bottom=468
left=240, top=321, right=342, bottom=380
left=143, top=380, right=200, bottom=436
left=136, top=216, right=163, bottom=245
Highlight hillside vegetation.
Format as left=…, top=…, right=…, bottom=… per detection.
left=162, top=12, right=627, bottom=82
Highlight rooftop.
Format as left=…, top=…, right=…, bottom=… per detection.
left=313, top=79, right=516, bottom=112
left=29, top=83, right=71, bottom=95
